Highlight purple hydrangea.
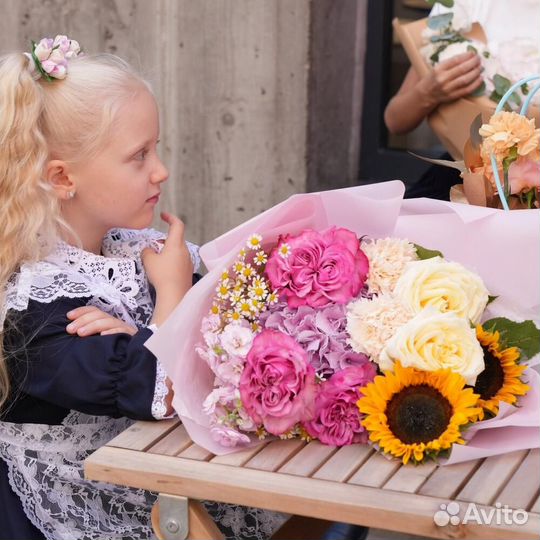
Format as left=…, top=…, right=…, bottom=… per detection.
left=260, top=301, right=370, bottom=377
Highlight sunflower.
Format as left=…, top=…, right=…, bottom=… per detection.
left=358, top=362, right=481, bottom=465
left=473, top=326, right=530, bottom=420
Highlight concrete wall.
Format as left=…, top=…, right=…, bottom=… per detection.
left=0, top=0, right=367, bottom=245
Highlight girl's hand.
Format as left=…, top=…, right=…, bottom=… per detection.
left=142, top=212, right=193, bottom=326
left=66, top=306, right=137, bottom=337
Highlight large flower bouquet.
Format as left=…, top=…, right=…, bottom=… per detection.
left=196, top=227, right=538, bottom=464
left=147, top=182, right=540, bottom=465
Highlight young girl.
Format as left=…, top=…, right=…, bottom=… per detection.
left=0, top=36, right=284, bottom=540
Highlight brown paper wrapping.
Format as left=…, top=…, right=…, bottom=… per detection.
left=393, top=17, right=540, bottom=161
left=455, top=172, right=533, bottom=210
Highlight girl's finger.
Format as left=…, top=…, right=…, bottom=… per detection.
left=76, top=319, right=135, bottom=336
left=100, top=327, right=137, bottom=336
left=66, top=311, right=113, bottom=332
left=161, top=212, right=185, bottom=247
left=66, top=305, right=102, bottom=320
left=76, top=320, right=114, bottom=336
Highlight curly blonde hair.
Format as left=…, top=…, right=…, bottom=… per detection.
left=0, top=51, right=149, bottom=410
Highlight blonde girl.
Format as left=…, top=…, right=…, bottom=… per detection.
left=0, top=36, right=283, bottom=540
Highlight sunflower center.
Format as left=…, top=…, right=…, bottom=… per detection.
left=473, top=347, right=504, bottom=400
left=386, top=384, right=452, bottom=444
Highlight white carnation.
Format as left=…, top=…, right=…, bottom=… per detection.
left=346, top=294, right=413, bottom=361
left=362, top=237, right=418, bottom=295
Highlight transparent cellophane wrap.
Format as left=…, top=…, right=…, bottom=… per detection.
left=146, top=182, right=540, bottom=464
left=393, top=17, right=540, bottom=161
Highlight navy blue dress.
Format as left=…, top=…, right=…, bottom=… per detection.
left=0, top=295, right=161, bottom=540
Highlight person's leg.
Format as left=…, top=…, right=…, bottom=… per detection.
left=320, top=522, right=369, bottom=540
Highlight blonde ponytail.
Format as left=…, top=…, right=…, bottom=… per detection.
left=0, top=50, right=148, bottom=410
left=0, top=54, right=58, bottom=409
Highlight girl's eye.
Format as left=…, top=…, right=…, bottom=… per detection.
left=135, top=149, right=149, bottom=161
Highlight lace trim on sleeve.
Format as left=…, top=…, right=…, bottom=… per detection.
left=151, top=360, right=171, bottom=420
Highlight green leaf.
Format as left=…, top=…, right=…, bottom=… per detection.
left=503, top=146, right=518, bottom=173
left=493, top=74, right=511, bottom=96
left=414, top=244, right=443, bottom=260
left=427, top=13, right=454, bottom=30
left=470, top=80, right=486, bottom=97
left=522, top=82, right=530, bottom=95
left=429, top=45, right=446, bottom=64
left=430, top=32, right=460, bottom=42
left=482, top=51, right=491, bottom=58
left=489, top=89, right=502, bottom=103
left=525, top=189, right=536, bottom=209
left=428, top=0, right=454, bottom=7
left=487, top=295, right=498, bottom=306
left=482, top=318, right=540, bottom=360
left=467, top=44, right=478, bottom=54
left=508, top=91, right=522, bottom=106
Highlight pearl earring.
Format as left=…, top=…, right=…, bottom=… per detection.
left=67, top=191, right=75, bottom=199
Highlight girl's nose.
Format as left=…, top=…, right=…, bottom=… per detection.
left=151, top=156, right=169, bottom=184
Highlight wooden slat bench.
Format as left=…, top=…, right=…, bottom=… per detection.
left=84, top=419, right=540, bottom=540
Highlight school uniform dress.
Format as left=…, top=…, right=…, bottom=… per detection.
left=0, top=229, right=284, bottom=540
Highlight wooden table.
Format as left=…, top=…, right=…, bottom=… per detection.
left=84, top=419, right=540, bottom=540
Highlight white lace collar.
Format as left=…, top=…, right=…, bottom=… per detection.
left=3, top=228, right=200, bottom=329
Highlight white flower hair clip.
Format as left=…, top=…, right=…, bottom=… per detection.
left=24, top=35, right=82, bottom=81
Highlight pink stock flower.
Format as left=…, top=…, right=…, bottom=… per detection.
left=508, top=157, right=540, bottom=195
left=265, top=227, right=369, bottom=309
left=210, top=426, right=251, bottom=447
left=239, top=329, right=317, bottom=435
left=304, top=365, right=376, bottom=446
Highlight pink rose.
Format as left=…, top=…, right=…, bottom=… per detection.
left=304, top=364, right=376, bottom=446
left=265, top=227, right=369, bottom=309
left=239, top=329, right=317, bottom=435
left=508, top=157, right=540, bottom=194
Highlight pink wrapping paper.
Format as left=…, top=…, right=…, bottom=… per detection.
left=146, top=181, right=540, bottom=462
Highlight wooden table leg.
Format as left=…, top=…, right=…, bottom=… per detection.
left=152, top=496, right=224, bottom=540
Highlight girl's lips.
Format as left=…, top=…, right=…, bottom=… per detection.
left=146, top=194, right=160, bottom=204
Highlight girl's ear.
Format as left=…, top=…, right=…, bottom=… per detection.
left=45, top=160, right=76, bottom=200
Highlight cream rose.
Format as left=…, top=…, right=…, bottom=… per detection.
left=379, top=309, right=485, bottom=385
left=394, top=257, right=489, bottom=324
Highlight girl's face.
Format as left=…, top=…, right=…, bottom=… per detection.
left=67, top=88, right=168, bottom=235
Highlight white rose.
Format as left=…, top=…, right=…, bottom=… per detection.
left=438, top=40, right=488, bottom=65
left=379, top=309, right=484, bottom=385
left=394, top=257, right=489, bottom=324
